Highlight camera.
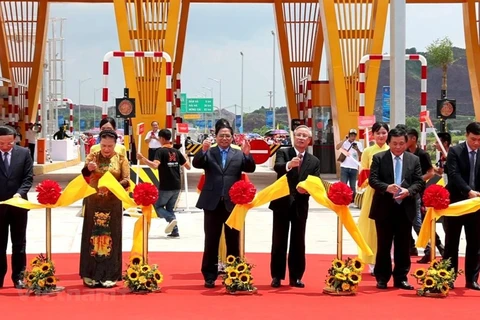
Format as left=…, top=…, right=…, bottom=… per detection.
left=352, top=142, right=357, bottom=148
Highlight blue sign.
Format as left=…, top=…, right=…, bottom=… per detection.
left=94, top=120, right=100, bottom=128
left=58, top=116, right=64, bottom=129
left=382, top=86, right=390, bottom=123
left=235, top=115, right=241, bottom=130
left=80, top=119, right=86, bottom=131
left=266, top=110, right=273, bottom=128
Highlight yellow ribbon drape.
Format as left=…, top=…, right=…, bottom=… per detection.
left=297, top=176, right=373, bottom=256
left=226, top=175, right=290, bottom=230
left=0, top=175, right=96, bottom=209
left=97, top=172, right=153, bottom=256
left=416, top=197, right=480, bottom=248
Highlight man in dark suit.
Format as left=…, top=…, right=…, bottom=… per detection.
left=193, top=120, right=255, bottom=288
left=369, top=128, right=424, bottom=290
left=444, top=122, right=480, bottom=290
left=0, top=125, right=33, bottom=289
left=269, top=125, right=320, bottom=288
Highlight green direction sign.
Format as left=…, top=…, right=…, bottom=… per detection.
left=180, top=93, right=187, bottom=113
left=186, top=98, right=214, bottom=113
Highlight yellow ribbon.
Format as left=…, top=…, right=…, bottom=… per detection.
left=97, top=171, right=154, bottom=257
left=226, top=175, right=290, bottom=230
left=297, top=175, right=373, bottom=256
left=0, top=175, right=96, bottom=209
left=416, top=197, right=480, bottom=248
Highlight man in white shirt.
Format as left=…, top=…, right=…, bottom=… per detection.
left=25, top=123, right=39, bottom=161
left=336, top=129, right=363, bottom=202
left=145, top=121, right=162, bottom=161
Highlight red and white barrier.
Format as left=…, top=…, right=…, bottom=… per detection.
left=175, top=73, right=181, bottom=144
left=101, top=51, right=173, bottom=132
left=358, top=54, right=427, bottom=148
left=49, top=98, right=74, bottom=133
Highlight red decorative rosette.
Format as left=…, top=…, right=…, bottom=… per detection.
left=423, top=185, right=450, bottom=210
left=229, top=180, right=256, bottom=205
left=327, top=182, right=353, bottom=206
left=35, top=180, right=62, bottom=205
left=133, top=183, right=159, bottom=206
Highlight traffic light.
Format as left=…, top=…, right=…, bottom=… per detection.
left=436, top=99, right=456, bottom=120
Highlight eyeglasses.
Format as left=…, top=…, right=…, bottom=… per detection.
left=218, top=134, right=232, bottom=139
left=294, top=133, right=310, bottom=138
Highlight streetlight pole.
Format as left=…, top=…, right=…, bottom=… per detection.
left=93, top=88, right=102, bottom=127
left=208, top=78, right=222, bottom=117
left=78, top=77, right=91, bottom=131
left=271, top=30, right=276, bottom=129
left=240, top=52, right=244, bottom=133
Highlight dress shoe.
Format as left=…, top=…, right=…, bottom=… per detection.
left=14, top=280, right=26, bottom=289
left=271, top=278, right=281, bottom=288
left=289, top=279, right=305, bottom=288
left=417, top=255, right=431, bottom=264
left=204, top=280, right=215, bottom=288
left=376, top=282, right=387, bottom=289
left=394, top=281, right=414, bottom=290
left=409, top=247, right=418, bottom=256
left=436, top=244, right=445, bottom=257
left=466, top=282, right=480, bottom=290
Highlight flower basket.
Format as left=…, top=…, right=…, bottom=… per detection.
left=222, top=255, right=257, bottom=294
left=323, top=257, right=364, bottom=296
left=22, top=254, right=60, bottom=295
left=122, top=255, right=163, bottom=294
left=411, top=258, right=462, bottom=298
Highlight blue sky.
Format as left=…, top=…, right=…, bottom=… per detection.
left=42, top=3, right=469, bottom=112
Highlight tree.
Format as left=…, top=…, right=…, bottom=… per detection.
left=405, top=116, right=420, bottom=131
left=425, top=37, right=455, bottom=95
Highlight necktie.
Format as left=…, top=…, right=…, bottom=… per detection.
left=3, top=152, right=9, bottom=172
left=221, top=150, right=227, bottom=169
left=395, top=156, right=402, bottom=204
left=469, top=150, right=476, bottom=189
left=298, top=153, right=303, bottom=173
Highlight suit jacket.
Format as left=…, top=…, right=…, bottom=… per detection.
left=0, top=145, right=33, bottom=201
left=193, top=145, right=256, bottom=212
left=369, top=150, right=424, bottom=222
left=269, top=148, right=321, bottom=213
left=446, top=142, right=480, bottom=203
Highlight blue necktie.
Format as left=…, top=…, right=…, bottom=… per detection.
left=221, top=150, right=227, bottom=169
left=395, top=156, right=402, bottom=204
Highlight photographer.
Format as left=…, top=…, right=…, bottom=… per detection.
left=336, top=129, right=363, bottom=202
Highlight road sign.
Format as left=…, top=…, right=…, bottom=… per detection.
left=186, top=98, right=214, bottom=113
left=180, top=93, right=187, bottom=113
left=358, top=116, right=376, bottom=129
left=249, top=140, right=271, bottom=164
left=184, top=114, right=201, bottom=120
left=137, top=122, right=145, bottom=135
left=420, top=110, right=429, bottom=123
left=176, top=123, right=189, bottom=134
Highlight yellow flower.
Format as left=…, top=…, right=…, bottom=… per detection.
left=32, top=267, right=41, bottom=273
left=341, top=282, right=350, bottom=291
left=139, top=276, right=147, bottom=284
left=40, top=263, right=51, bottom=273
left=153, top=270, right=163, bottom=283
left=127, top=268, right=139, bottom=281
left=239, top=273, right=251, bottom=284
left=27, top=273, right=36, bottom=282
left=351, top=285, right=358, bottom=292
left=440, top=282, right=449, bottom=295
left=427, top=269, right=437, bottom=276
left=38, top=279, right=45, bottom=287
left=45, top=276, right=56, bottom=286
left=141, top=265, right=151, bottom=273
left=332, top=259, right=344, bottom=270
left=224, top=278, right=233, bottom=286
left=30, top=258, right=41, bottom=266
left=342, top=268, right=351, bottom=275
left=351, top=258, right=364, bottom=272
left=423, top=277, right=435, bottom=288
left=414, top=268, right=426, bottom=278
left=228, top=270, right=239, bottom=279
left=438, top=269, right=449, bottom=278
left=224, top=266, right=235, bottom=275
left=348, top=273, right=361, bottom=284
left=130, top=255, right=143, bottom=266
left=226, top=255, right=236, bottom=264
left=430, top=260, right=440, bottom=269
left=325, top=276, right=335, bottom=286
left=335, top=273, right=346, bottom=281
left=236, top=263, right=248, bottom=273
left=145, top=280, right=153, bottom=290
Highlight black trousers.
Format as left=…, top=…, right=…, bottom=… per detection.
left=374, top=204, right=412, bottom=284
left=28, top=143, right=35, bottom=161
left=444, top=211, right=480, bottom=283
left=0, top=205, right=28, bottom=286
left=148, top=148, right=159, bottom=161
left=201, top=200, right=239, bottom=282
left=271, top=201, right=308, bottom=280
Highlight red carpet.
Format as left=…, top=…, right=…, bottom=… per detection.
left=1, top=252, right=479, bottom=320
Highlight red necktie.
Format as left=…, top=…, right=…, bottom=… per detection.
left=298, top=153, right=303, bottom=173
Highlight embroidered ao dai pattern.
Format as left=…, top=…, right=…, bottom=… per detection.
left=80, top=151, right=130, bottom=283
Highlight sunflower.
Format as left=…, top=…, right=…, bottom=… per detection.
left=414, top=268, right=426, bottom=278
left=141, top=265, right=151, bottom=273
left=30, top=258, right=41, bottom=266
left=226, top=255, right=236, bottom=264
left=430, top=260, right=440, bottom=269
left=348, top=273, right=361, bottom=284
left=325, top=276, right=335, bottom=286
left=130, top=255, right=143, bottom=266
left=27, top=273, right=36, bottom=282
left=341, top=282, right=351, bottom=291
left=224, top=278, right=233, bottom=286
left=440, top=283, right=450, bottom=295
left=127, top=268, right=139, bottom=281
left=139, top=276, right=147, bottom=284
left=423, top=277, right=435, bottom=288
left=145, top=280, right=153, bottom=290
left=38, top=279, right=45, bottom=288
left=228, top=270, right=239, bottom=279
left=438, top=269, right=449, bottom=278
left=335, top=273, right=346, bottom=281
left=40, top=263, right=51, bottom=273
left=45, top=276, right=56, bottom=286
left=153, top=270, right=163, bottom=283
left=351, top=258, right=364, bottom=272
left=239, top=273, right=251, bottom=284
left=332, top=259, right=344, bottom=270
left=236, top=263, right=248, bottom=273
left=224, top=266, right=235, bottom=275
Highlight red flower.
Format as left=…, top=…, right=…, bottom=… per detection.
left=423, top=185, right=450, bottom=210
left=328, top=182, right=353, bottom=206
left=35, top=180, right=62, bottom=205
left=229, top=180, right=256, bottom=205
left=133, top=183, right=159, bottom=206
